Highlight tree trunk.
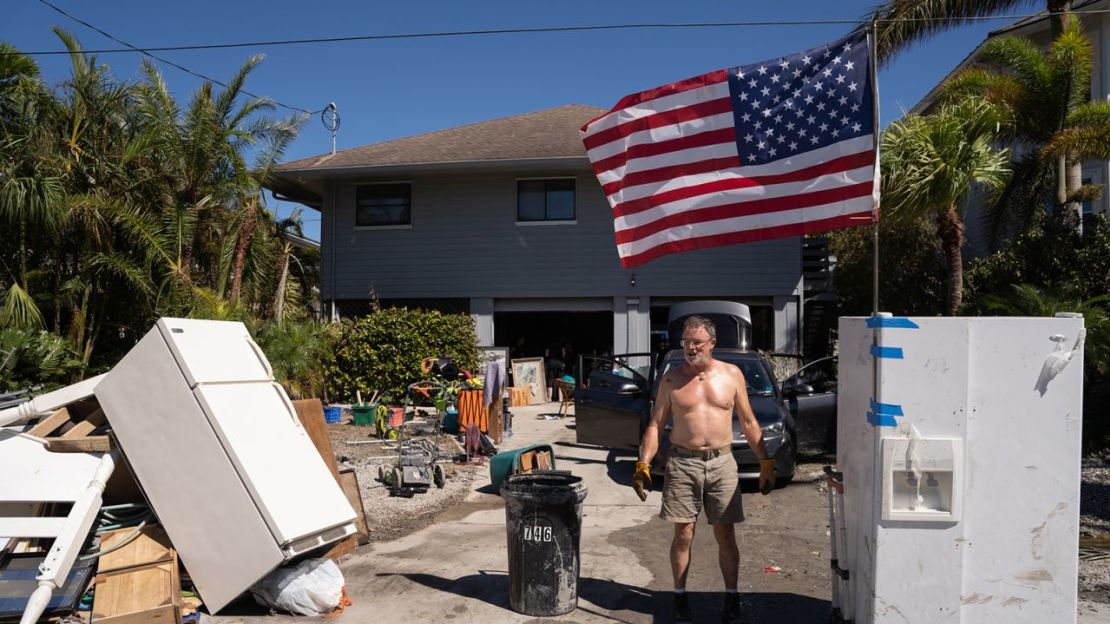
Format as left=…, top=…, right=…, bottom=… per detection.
left=272, top=248, right=290, bottom=326
left=936, top=204, right=965, bottom=317
left=1056, top=153, right=1068, bottom=209
left=1048, top=0, right=1073, bottom=38
left=1065, top=153, right=1084, bottom=235
left=229, top=195, right=259, bottom=304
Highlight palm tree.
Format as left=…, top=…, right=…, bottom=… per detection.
left=881, top=97, right=1011, bottom=315
left=228, top=110, right=303, bottom=305
left=941, top=17, right=1108, bottom=239
left=0, top=44, right=63, bottom=329
left=269, top=208, right=306, bottom=325
left=865, top=2, right=1096, bottom=230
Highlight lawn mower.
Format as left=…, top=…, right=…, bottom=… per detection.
left=377, top=380, right=448, bottom=497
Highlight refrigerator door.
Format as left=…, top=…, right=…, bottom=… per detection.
left=194, top=382, right=356, bottom=546
left=157, top=318, right=273, bottom=386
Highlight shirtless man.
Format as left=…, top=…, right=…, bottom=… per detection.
left=633, top=315, right=775, bottom=624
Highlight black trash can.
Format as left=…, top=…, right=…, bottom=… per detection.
left=501, top=471, right=588, bottom=616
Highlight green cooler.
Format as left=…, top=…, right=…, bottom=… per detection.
left=490, top=443, right=557, bottom=491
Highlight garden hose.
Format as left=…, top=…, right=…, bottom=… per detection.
left=78, top=503, right=156, bottom=561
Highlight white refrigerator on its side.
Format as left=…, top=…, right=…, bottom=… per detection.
left=836, top=315, right=1085, bottom=623
left=95, top=318, right=356, bottom=613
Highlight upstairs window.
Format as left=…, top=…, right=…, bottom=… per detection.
left=517, top=179, right=575, bottom=222
left=356, top=183, right=411, bottom=227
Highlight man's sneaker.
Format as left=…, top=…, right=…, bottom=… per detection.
left=672, top=592, right=692, bottom=623
left=721, top=592, right=742, bottom=624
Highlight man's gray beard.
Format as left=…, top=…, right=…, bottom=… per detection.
left=684, top=352, right=710, bottom=366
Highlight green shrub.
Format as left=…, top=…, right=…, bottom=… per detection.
left=827, top=216, right=948, bottom=316
left=325, top=308, right=479, bottom=403
left=0, top=327, right=84, bottom=391
left=253, top=319, right=337, bottom=400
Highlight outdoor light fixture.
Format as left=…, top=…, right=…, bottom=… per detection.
left=629, top=274, right=636, bottom=287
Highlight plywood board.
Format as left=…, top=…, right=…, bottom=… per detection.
left=338, top=469, right=369, bottom=545
left=293, top=399, right=361, bottom=558
left=292, top=399, right=340, bottom=479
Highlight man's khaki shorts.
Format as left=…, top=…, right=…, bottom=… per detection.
left=660, top=448, right=744, bottom=524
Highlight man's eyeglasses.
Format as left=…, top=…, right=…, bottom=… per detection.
left=679, top=338, right=712, bottom=349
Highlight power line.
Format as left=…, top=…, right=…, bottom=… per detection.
left=30, top=0, right=322, bottom=115
left=11, top=9, right=1110, bottom=57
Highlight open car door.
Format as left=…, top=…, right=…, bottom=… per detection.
left=782, top=356, right=838, bottom=453
left=574, top=353, right=653, bottom=449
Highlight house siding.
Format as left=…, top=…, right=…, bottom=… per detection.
left=319, top=166, right=802, bottom=301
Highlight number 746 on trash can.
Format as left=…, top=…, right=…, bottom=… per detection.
left=523, top=524, right=553, bottom=543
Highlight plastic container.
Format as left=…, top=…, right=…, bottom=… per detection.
left=351, top=403, right=376, bottom=427
left=501, top=472, right=587, bottom=617
left=489, top=443, right=556, bottom=491
left=443, top=407, right=460, bottom=434
left=389, top=407, right=404, bottom=428
left=323, top=406, right=343, bottom=425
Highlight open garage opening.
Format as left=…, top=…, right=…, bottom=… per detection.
left=494, top=310, right=613, bottom=378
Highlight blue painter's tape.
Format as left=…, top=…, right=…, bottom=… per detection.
left=866, top=316, right=920, bottom=329
left=869, top=398, right=904, bottom=416
left=870, top=345, right=904, bottom=359
left=866, top=411, right=898, bottom=427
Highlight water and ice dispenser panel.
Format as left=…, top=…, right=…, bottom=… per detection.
left=881, top=437, right=963, bottom=523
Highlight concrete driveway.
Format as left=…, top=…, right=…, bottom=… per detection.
left=208, top=402, right=1110, bottom=623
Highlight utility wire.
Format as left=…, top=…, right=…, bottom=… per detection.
left=12, top=8, right=1110, bottom=57
left=30, top=0, right=321, bottom=115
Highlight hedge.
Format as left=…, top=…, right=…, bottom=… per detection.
left=325, top=307, right=480, bottom=403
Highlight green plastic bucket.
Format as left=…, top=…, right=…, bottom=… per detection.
left=352, top=403, right=377, bottom=426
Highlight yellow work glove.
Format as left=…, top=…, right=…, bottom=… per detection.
left=632, top=461, right=653, bottom=501
left=759, top=459, right=776, bottom=495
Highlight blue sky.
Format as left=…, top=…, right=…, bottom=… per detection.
left=6, top=0, right=1020, bottom=240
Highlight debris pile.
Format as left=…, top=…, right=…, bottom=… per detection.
left=0, top=318, right=369, bottom=622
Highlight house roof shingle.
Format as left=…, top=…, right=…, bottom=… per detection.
left=277, top=104, right=608, bottom=173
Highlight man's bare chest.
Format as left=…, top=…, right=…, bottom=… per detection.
left=669, top=376, right=735, bottom=412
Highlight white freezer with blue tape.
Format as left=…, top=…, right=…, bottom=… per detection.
left=835, top=314, right=1085, bottom=623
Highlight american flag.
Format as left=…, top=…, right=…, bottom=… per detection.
left=581, top=31, right=878, bottom=268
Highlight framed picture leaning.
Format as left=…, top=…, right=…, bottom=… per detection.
left=510, top=357, right=547, bottom=406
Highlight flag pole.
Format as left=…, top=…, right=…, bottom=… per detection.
left=869, top=18, right=881, bottom=315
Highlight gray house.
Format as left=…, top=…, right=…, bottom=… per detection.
left=268, top=105, right=811, bottom=357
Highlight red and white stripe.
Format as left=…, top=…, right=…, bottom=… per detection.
left=581, top=71, right=876, bottom=268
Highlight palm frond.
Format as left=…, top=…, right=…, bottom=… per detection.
left=868, top=0, right=1033, bottom=64
left=0, top=282, right=45, bottom=329
left=0, top=173, right=66, bottom=230
left=1043, top=125, right=1110, bottom=160
left=979, top=153, right=1054, bottom=248
left=881, top=97, right=1011, bottom=221
left=213, top=55, right=265, bottom=125
left=1047, top=16, right=1094, bottom=115
left=977, top=35, right=1050, bottom=92
left=88, top=251, right=154, bottom=297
